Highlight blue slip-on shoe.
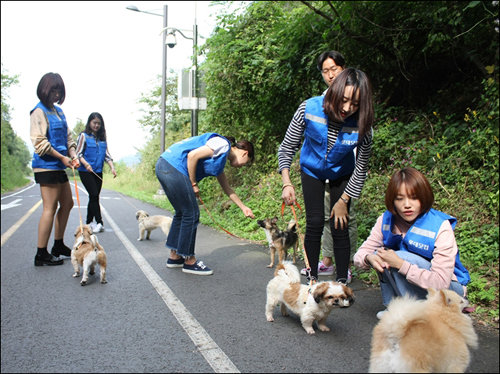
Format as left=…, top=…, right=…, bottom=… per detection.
left=166, top=257, right=185, bottom=268
left=182, top=260, right=214, bottom=275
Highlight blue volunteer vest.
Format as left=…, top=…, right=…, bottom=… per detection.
left=301, top=96, right=359, bottom=180
left=160, top=133, right=230, bottom=182
left=381, top=209, right=470, bottom=285
left=31, top=102, right=68, bottom=170
left=77, top=133, right=107, bottom=173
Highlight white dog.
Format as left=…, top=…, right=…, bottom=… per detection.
left=135, top=210, right=172, bottom=241
left=71, top=224, right=107, bottom=286
left=265, top=261, right=355, bottom=334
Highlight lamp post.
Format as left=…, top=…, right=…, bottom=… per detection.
left=126, top=4, right=168, bottom=153
left=162, top=22, right=199, bottom=137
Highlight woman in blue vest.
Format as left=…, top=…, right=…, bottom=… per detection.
left=354, top=167, right=470, bottom=318
left=279, top=68, right=374, bottom=284
left=156, top=133, right=255, bottom=275
left=30, top=73, right=80, bottom=266
left=76, top=112, right=117, bottom=233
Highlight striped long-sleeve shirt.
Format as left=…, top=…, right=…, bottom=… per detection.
left=278, top=100, right=372, bottom=199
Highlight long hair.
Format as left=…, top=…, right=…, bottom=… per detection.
left=323, top=68, right=374, bottom=140
left=84, top=112, right=107, bottom=141
left=37, top=72, right=66, bottom=108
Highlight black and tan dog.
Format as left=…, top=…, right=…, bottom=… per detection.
left=257, top=217, right=298, bottom=268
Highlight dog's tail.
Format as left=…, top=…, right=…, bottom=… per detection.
left=287, top=219, right=297, bottom=232
left=274, top=261, right=301, bottom=283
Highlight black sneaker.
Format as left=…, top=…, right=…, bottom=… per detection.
left=34, top=253, right=64, bottom=266
left=182, top=261, right=213, bottom=275
left=166, top=257, right=185, bottom=268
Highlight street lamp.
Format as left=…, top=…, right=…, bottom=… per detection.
left=161, top=24, right=199, bottom=136
left=126, top=4, right=168, bottom=154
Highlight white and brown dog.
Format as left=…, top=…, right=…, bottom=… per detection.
left=265, top=261, right=355, bottom=334
left=369, top=288, right=478, bottom=373
left=135, top=210, right=173, bottom=241
left=71, top=224, right=107, bottom=286
left=257, top=217, right=298, bottom=268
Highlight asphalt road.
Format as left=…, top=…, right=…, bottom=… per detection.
left=1, top=182, right=498, bottom=373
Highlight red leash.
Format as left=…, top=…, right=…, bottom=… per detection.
left=281, top=201, right=314, bottom=284
left=197, top=195, right=243, bottom=239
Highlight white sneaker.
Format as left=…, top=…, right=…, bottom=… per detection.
left=94, top=223, right=104, bottom=233
left=376, top=310, right=386, bottom=320
left=89, top=222, right=97, bottom=232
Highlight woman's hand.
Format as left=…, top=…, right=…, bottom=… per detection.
left=331, top=199, right=349, bottom=229
left=376, top=248, right=404, bottom=270
left=192, top=184, right=200, bottom=197
left=282, top=185, right=296, bottom=206
left=241, top=206, right=255, bottom=219
left=62, top=156, right=74, bottom=169
left=365, top=253, right=389, bottom=273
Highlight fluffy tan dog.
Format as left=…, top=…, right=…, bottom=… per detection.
left=135, top=210, right=173, bottom=241
left=265, top=261, right=355, bottom=334
left=369, top=288, right=478, bottom=373
left=71, top=225, right=107, bottom=286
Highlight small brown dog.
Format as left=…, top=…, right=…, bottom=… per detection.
left=257, top=217, right=298, bottom=268
left=71, top=224, right=107, bottom=286
left=369, top=288, right=478, bottom=373
left=265, top=262, right=355, bottom=334
left=135, top=210, right=173, bottom=241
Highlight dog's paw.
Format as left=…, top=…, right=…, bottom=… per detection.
left=267, top=264, right=274, bottom=268
left=80, top=280, right=87, bottom=286
left=137, top=238, right=143, bottom=241
left=318, top=324, right=330, bottom=332
left=72, top=272, right=80, bottom=278
left=101, top=279, right=108, bottom=284
left=266, top=315, right=274, bottom=322
left=305, top=327, right=315, bottom=335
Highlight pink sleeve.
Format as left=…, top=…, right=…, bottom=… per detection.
left=399, top=220, right=458, bottom=289
left=353, top=215, right=385, bottom=269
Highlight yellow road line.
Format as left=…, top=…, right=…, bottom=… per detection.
left=1, top=199, right=42, bottom=247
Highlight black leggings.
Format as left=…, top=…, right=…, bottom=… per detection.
left=79, top=171, right=103, bottom=225
left=301, top=171, right=351, bottom=280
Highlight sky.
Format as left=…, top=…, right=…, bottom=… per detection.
left=1, top=1, right=223, bottom=161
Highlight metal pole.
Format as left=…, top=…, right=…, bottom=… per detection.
left=191, top=13, right=199, bottom=136
left=160, top=4, right=168, bottom=152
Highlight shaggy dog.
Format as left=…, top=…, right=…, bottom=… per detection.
left=369, top=288, right=478, bottom=373
left=265, top=262, right=354, bottom=334
left=257, top=217, right=298, bottom=268
left=135, top=210, right=173, bottom=241
left=71, top=224, right=107, bottom=286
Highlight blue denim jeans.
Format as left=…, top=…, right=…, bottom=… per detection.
left=379, top=250, right=465, bottom=306
left=155, top=157, right=199, bottom=257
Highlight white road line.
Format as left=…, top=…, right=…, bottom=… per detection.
left=101, top=205, right=240, bottom=373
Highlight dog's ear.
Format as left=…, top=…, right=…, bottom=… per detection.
left=312, top=283, right=329, bottom=303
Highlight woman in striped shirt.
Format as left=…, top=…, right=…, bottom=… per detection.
left=279, top=68, right=374, bottom=283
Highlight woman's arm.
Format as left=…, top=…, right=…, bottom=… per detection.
left=353, top=215, right=387, bottom=272
left=399, top=220, right=458, bottom=289
left=187, top=145, right=214, bottom=195
left=216, top=172, right=254, bottom=218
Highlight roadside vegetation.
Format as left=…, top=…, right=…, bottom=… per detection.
left=2, top=1, right=498, bottom=329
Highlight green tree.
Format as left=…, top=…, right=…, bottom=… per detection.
left=1, top=65, right=31, bottom=192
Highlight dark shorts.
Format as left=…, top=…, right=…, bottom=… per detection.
left=34, top=170, right=69, bottom=184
